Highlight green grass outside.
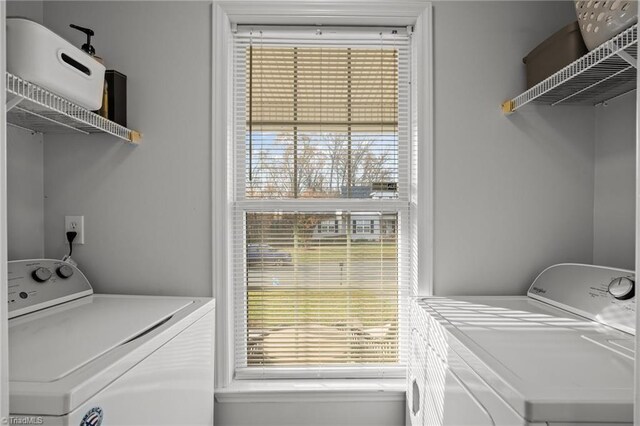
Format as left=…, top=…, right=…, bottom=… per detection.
left=245, top=240, right=401, bottom=364
left=274, top=241, right=398, bottom=263
left=248, top=288, right=398, bottom=329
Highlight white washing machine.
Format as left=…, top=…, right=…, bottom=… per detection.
left=408, top=263, right=635, bottom=425
left=7, top=259, right=216, bottom=426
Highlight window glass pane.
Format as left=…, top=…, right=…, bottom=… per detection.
left=245, top=212, right=400, bottom=365
left=245, top=46, right=399, bottom=199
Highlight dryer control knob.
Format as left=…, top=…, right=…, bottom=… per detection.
left=56, top=265, right=74, bottom=279
left=608, top=277, right=635, bottom=300
left=32, top=267, right=52, bottom=283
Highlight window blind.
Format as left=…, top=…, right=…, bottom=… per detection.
left=232, top=26, right=411, bottom=378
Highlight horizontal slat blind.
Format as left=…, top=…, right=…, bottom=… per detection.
left=246, top=48, right=398, bottom=128
left=232, top=27, right=411, bottom=378
left=234, top=29, right=410, bottom=200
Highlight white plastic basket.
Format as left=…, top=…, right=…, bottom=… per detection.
left=6, top=18, right=105, bottom=110
left=575, top=0, right=638, bottom=50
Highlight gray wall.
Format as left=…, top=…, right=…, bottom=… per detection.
left=7, top=1, right=45, bottom=260
left=432, top=1, right=597, bottom=296
left=215, top=399, right=405, bottom=426
left=6, top=0, right=42, bottom=21
left=41, top=1, right=212, bottom=297
left=7, top=128, right=44, bottom=260
left=593, top=93, right=636, bottom=270
left=12, top=0, right=631, bottom=300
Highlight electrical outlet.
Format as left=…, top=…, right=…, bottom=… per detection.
left=65, top=216, right=85, bottom=245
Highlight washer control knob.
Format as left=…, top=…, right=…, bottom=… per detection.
left=56, top=265, right=74, bottom=279
left=32, top=267, right=52, bottom=283
left=608, top=277, right=635, bottom=300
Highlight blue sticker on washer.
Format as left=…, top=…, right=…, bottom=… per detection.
left=80, top=407, right=103, bottom=426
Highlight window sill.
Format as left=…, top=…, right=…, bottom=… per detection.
left=215, top=378, right=406, bottom=403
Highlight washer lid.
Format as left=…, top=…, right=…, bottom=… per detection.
left=418, top=296, right=634, bottom=423
left=9, top=295, right=191, bottom=382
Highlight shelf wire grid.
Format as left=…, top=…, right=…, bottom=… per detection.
left=506, top=24, right=637, bottom=113
left=5, top=72, right=138, bottom=143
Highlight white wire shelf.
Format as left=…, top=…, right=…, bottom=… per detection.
left=502, top=24, right=637, bottom=114
left=5, top=72, right=141, bottom=144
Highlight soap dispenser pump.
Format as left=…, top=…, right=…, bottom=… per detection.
left=70, top=23, right=108, bottom=117
left=70, top=24, right=96, bottom=56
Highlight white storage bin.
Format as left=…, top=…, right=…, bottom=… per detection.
left=6, top=18, right=106, bottom=110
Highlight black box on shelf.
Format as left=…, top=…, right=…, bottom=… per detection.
left=106, top=70, right=127, bottom=127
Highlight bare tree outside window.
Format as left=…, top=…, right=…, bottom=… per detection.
left=248, top=132, right=395, bottom=199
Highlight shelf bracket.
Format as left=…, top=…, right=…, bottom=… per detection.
left=612, top=42, right=637, bottom=68
left=501, top=100, right=515, bottom=115
left=129, top=131, right=142, bottom=144
left=6, top=96, right=23, bottom=112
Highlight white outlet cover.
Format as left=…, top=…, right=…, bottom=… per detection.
left=64, top=216, right=85, bottom=245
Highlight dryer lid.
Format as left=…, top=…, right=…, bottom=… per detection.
left=418, top=296, right=634, bottom=423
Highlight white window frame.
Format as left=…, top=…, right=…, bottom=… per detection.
left=212, top=0, right=433, bottom=389
left=0, top=0, right=9, bottom=418
left=635, top=43, right=640, bottom=424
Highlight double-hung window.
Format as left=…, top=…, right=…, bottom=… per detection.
left=231, top=26, right=412, bottom=378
